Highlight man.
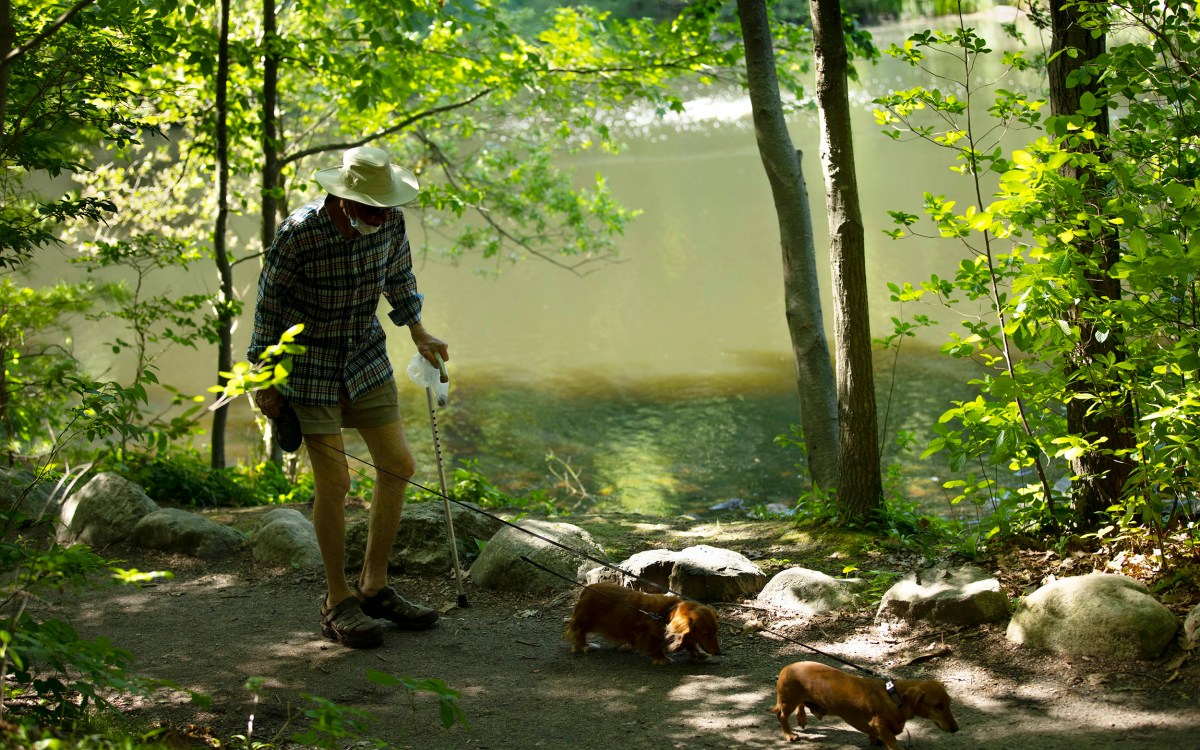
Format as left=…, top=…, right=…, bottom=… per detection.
left=248, top=145, right=446, bottom=649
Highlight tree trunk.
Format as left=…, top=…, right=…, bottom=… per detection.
left=809, top=0, right=881, bottom=517
left=0, top=344, right=10, bottom=468
left=0, top=0, right=13, bottom=144
left=735, top=0, right=839, bottom=492
left=1048, top=1, right=1134, bottom=527
left=260, top=0, right=283, bottom=464
left=211, top=0, right=232, bottom=469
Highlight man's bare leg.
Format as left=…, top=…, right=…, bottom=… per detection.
left=305, top=432, right=386, bottom=646
left=356, top=419, right=414, bottom=596
left=306, top=432, right=355, bottom=607
left=353, top=419, right=438, bottom=628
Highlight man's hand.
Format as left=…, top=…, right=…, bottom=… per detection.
left=253, top=386, right=286, bottom=419
left=410, top=322, right=450, bottom=369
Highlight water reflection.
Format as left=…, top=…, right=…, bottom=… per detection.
left=387, top=343, right=982, bottom=517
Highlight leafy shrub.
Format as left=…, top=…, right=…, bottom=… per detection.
left=94, top=449, right=313, bottom=507
left=0, top=516, right=155, bottom=726
left=409, top=459, right=557, bottom=514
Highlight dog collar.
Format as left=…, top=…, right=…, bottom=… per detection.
left=885, top=680, right=902, bottom=707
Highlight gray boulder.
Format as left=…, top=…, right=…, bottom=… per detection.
left=344, top=500, right=503, bottom=574
left=0, top=467, right=57, bottom=522
left=1185, top=602, right=1200, bottom=649
left=58, top=473, right=160, bottom=548
left=469, top=519, right=609, bottom=593
left=757, top=568, right=861, bottom=618
left=668, top=545, right=768, bottom=602
left=588, top=548, right=677, bottom=591
left=1006, top=573, right=1178, bottom=660
left=592, top=545, right=766, bottom=602
left=131, top=508, right=245, bottom=559
left=877, top=564, right=1009, bottom=628
left=251, top=508, right=322, bottom=568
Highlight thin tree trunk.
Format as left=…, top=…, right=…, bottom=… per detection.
left=1048, top=0, right=1133, bottom=527
left=211, top=0, right=232, bottom=469
left=260, top=0, right=283, bottom=464
left=0, top=343, right=10, bottom=468
left=0, top=0, right=13, bottom=146
left=809, top=0, right=881, bottom=517
left=735, top=0, right=839, bottom=491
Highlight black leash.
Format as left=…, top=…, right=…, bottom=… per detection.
left=307, top=439, right=902, bottom=693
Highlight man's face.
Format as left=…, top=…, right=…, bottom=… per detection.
left=350, top=201, right=388, bottom=227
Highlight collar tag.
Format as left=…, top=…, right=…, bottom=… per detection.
left=885, top=680, right=901, bottom=707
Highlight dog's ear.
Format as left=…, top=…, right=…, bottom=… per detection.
left=899, top=685, right=925, bottom=717
left=664, top=603, right=692, bottom=651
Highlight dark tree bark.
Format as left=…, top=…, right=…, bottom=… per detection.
left=1048, top=1, right=1134, bottom=527
left=808, top=0, right=882, bottom=517
left=260, top=0, right=284, bottom=464
left=211, top=0, right=233, bottom=469
left=0, top=0, right=13, bottom=143
left=735, top=0, right=840, bottom=491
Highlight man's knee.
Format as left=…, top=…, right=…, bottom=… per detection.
left=312, top=466, right=353, bottom=500
left=380, top=451, right=416, bottom=484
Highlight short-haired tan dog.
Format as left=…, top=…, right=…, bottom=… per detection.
left=771, top=661, right=958, bottom=748
left=563, top=582, right=721, bottom=666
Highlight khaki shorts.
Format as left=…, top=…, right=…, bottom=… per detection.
left=292, top=380, right=401, bottom=435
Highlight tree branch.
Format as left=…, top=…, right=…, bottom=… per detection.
left=412, top=128, right=613, bottom=276
left=279, top=88, right=494, bottom=167
left=2, top=0, right=96, bottom=67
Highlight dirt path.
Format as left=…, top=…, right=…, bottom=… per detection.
left=51, top=518, right=1200, bottom=750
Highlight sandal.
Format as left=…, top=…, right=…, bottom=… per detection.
left=320, top=595, right=384, bottom=648
left=356, top=584, right=439, bottom=630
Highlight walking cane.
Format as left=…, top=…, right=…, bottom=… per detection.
left=410, top=352, right=469, bottom=608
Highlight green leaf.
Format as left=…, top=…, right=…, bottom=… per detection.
left=1163, top=181, right=1193, bottom=206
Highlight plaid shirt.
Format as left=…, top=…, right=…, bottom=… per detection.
left=247, top=197, right=423, bottom=406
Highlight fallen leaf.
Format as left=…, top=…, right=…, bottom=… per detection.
left=1162, top=652, right=1189, bottom=672
left=899, top=645, right=952, bottom=667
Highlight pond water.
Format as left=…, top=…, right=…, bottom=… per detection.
left=36, top=9, right=1039, bottom=520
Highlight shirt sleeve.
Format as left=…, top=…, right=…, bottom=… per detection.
left=247, top=224, right=302, bottom=363
left=383, top=211, right=424, bottom=328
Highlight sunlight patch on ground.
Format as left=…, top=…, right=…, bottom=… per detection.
left=168, top=572, right=242, bottom=590
left=666, top=674, right=772, bottom=732
left=81, top=571, right=243, bottom=621
left=629, top=521, right=672, bottom=534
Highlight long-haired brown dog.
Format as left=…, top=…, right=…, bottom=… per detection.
left=563, top=582, right=721, bottom=666
left=771, top=661, right=958, bottom=748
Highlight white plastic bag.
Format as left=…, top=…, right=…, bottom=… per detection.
left=406, top=353, right=449, bottom=407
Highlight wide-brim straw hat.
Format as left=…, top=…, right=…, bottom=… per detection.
left=314, top=146, right=419, bottom=207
